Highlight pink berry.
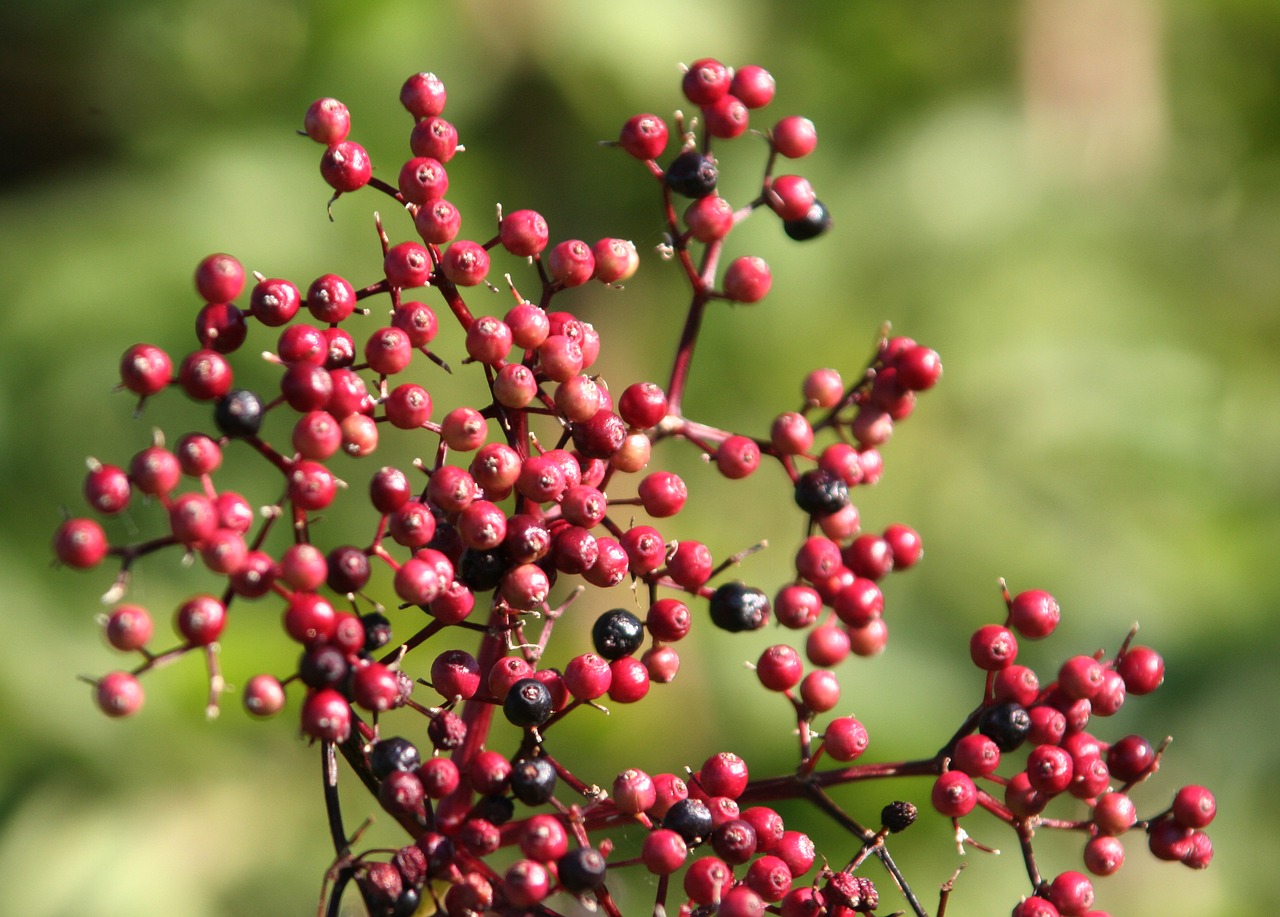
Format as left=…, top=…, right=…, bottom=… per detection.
left=703, top=94, right=750, bottom=139
left=1172, top=785, right=1216, bottom=829
left=384, top=241, right=433, bottom=289
left=1116, top=645, right=1164, bottom=695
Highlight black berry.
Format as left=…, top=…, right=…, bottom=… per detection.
left=369, top=737, right=421, bottom=779
left=978, top=702, right=1032, bottom=752
left=557, top=846, right=608, bottom=894
left=509, top=756, right=558, bottom=806
left=591, top=608, right=645, bottom=660
left=664, top=150, right=718, bottom=199
left=793, top=468, right=849, bottom=517
left=783, top=199, right=832, bottom=241
left=213, top=389, right=264, bottom=438
left=503, top=677, right=554, bottom=728
left=663, top=797, right=714, bottom=844
left=708, top=581, right=771, bottom=633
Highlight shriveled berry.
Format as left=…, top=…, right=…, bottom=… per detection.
left=793, top=468, right=848, bottom=516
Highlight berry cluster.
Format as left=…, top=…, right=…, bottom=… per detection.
left=55, top=59, right=1213, bottom=917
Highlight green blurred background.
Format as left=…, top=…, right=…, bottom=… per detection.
left=1, top=1, right=1275, bottom=914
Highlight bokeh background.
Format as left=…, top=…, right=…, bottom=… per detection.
left=1, top=1, right=1276, bottom=914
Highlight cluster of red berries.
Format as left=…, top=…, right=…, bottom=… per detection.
left=54, top=58, right=1213, bottom=917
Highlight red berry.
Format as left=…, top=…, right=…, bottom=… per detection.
left=410, top=115, right=459, bottom=161
left=464, top=315, right=513, bottom=365
left=364, top=326, right=413, bottom=375
left=175, top=594, right=227, bottom=646
left=1059, top=655, right=1105, bottom=700
left=1046, top=870, right=1094, bottom=916
left=806, top=624, right=851, bottom=667
left=1083, top=835, right=1125, bottom=877
left=731, top=65, right=776, bottom=108
left=243, top=674, right=286, bottom=717
left=83, top=462, right=131, bottom=515
left=320, top=141, right=371, bottom=192
left=683, top=855, right=733, bottom=906
left=756, top=644, right=803, bottom=691
left=384, top=241, right=433, bottom=289
left=969, top=624, right=1019, bottom=670
left=302, top=98, right=350, bottom=144
left=54, top=518, right=108, bottom=568
left=823, top=716, right=869, bottom=761
left=618, top=112, right=669, bottom=160
left=1026, top=744, right=1075, bottom=795
left=799, top=670, right=840, bottom=713
left=95, top=671, right=144, bottom=717
left=953, top=734, right=1001, bottom=777
left=1092, top=791, right=1137, bottom=835
left=119, top=343, right=172, bottom=397
left=641, top=828, right=688, bottom=874
left=931, top=770, right=978, bottom=817
left=703, top=94, right=750, bottom=139
left=592, top=237, right=639, bottom=283
left=772, top=116, right=818, bottom=158
left=1116, top=645, right=1164, bottom=695
left=768, top=174, right=816, bottom=221
left=1172, top=785, right=1216, bottom=829
left=682, top=58, right=731, bottom=106
left=397, top=156, right=448, bottom=204
left=608, top=655, right=650, bottom=703
left=1009, top=589, right=1060, bottom=639
left=723, top=255, right=772, bottom=302
left=301, top=688, right=351, bottom=741
left=194, top=252, right=246, bottom=303
left=400, top=72, right=447, bottom=118
left=306, top=273, right=357, bottom=323
left=104, top=604, right=153, bottom=652
left=685, top=194, right=736, bottom=242
left=699, top=751, right=749, bottom=799
left=715, top=434, right=761, bottom=479
left=546, top=239, right=595, bottom=288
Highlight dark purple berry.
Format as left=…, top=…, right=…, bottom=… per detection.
left=213, top=389, right=264, bottom=438
left=793, top=468, right=849, bottom=517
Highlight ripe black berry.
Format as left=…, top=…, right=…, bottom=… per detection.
left=299, top=645, right=349, bottom=689
left=783, top=199, right=832, bottom=241
left=457, top=547, right=507, bottom=592
left=881, top=800, right=918, bottom=833
left=369, top=737, right=421, bottom=779
left=591, top=608, right=645, bottom=660
left=793, top=468, right=849, bottom=517
left=361, top=611, right=392, bottom=652
left=978, top=701, right=1032, bottom=752
left=708, top=581, right=771, bottom=633
left=664, top=150, right=718, bottom=199
left=663, top=797, right=714, bottom=844
left=557, top=846, right=608, bottom=894
left=509, top=756, right=558, bottom=806
left=473, top=794, right=515, bottom=826
left=326, top=544, right=371, bottom=594
left=213, top=389, right=264, bottom=438
left=503, top=677, right=554, bottom=728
